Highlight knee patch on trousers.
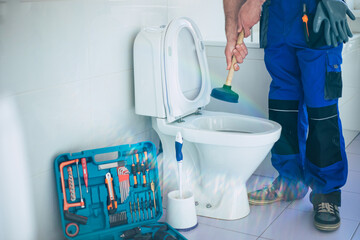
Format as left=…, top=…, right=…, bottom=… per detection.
left=306, top=104, right=342, bottom=168
left=269, top=100, right=299, bottom=155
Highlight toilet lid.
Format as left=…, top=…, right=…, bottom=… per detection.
left=163, top=17, right=211, bottom=123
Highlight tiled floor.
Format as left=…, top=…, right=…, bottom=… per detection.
left=161, top=133, right=360, bottom=240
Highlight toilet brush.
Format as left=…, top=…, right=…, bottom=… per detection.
left=167, top=132, right=198, bottom=230
left=175, top=132, right=183, bottom=199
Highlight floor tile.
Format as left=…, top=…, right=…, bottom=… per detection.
left=290, top=191, right=360, bottom=222
left=347, top=139, right=360, bottom=155
left=261, top=209, right=359, bottom=240
left=288, top=192, right=312, bottom=212
left=354, top=134, right=360, bottom=142
left=343, top=130, right=360, bottom=148
left=179, top=223, right=258, bottom=240
left=341, top=192, right=360, bottom=222
left=343, top=171, right=360, bottom=194
left=195, top=204, right=287, bottom=236
left=162, top=201, right=286, bottom=237
left=348, top=153, right=360, bottom=173
left=351, top=224, right=360, bottom=240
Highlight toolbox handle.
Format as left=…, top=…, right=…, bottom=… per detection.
left=93, top=151, right=122, bottom=164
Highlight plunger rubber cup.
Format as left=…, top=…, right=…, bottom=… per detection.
left=210, top=84, right=239, bottom=103
left=166, top=190, right=198, bottom=231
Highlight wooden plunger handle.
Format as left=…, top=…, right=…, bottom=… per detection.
left=225, top=30, right=245, bottom=86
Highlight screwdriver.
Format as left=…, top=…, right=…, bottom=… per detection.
left=81, top=158, right=89, bottom=193
left=141, top=156, right=147, bottom=187
left=135, top=150, right=141, bottom=186
left=143, top=149, right=150, bottom=185
left=132, top=156, right=138, bottom=188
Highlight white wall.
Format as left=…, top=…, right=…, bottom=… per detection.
left=0, top=0, right=167, bottom=239
left=340, top=35, right=360, bottom=132
left=167, top=0, right=260, bottom=43
left=168, top=0, right=226, bottom=42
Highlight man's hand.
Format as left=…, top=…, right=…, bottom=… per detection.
left=238, top=0, right=265, bottom=37
left=225, top=38, right=248, bottom=71
left=223, top=0, right=264, bottom=71
left=224, top=0, right=264, bottom=71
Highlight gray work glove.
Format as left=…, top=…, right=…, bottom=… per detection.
left=313, top=0, right=356, bottom=47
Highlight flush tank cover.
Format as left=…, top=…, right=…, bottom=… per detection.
left=163, top=17, right=211, bottom=123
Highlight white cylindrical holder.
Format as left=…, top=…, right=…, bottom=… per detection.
left=166, top=190, right=198, bottom=230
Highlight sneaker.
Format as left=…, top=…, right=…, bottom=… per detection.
left=314, top=202, right=340, bottom=231
left=248, top=177, right=308, bottom=205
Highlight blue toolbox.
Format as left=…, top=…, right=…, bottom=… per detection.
left=54, top=141, right=187, bottom=240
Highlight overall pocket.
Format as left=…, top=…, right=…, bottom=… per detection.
left=303, top=12, right=328, bottom=49
left=324, top=52, right=343, bottom=100
left=302, top=1, right=330, bottom=49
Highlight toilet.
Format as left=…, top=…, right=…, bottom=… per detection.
left=133, top=17, right=281, bottom=220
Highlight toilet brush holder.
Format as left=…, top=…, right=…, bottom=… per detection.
left=166, top=190, right=198, bottom=231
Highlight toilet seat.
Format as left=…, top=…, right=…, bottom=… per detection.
left=163, top=18, right=211, bottom=123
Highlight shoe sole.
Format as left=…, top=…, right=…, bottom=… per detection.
left=248, top=197, right=284, bottom=206
left=314, top=221, right=340, bottom=232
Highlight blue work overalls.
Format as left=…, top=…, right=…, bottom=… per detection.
left=261, top=0, right=348, bottom=206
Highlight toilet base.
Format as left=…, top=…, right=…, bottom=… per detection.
left=194, top=184, right=250, bottom=220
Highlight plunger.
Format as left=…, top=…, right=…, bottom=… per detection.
left=210, top=30, right=244, bottom=103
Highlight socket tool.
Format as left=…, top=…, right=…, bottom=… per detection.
left=67, top=166, right=76, bottom=202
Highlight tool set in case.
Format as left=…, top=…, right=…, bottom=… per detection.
left=54, top=141, right=187, bottom=240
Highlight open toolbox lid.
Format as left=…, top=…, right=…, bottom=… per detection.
left=54, top=141, right=186, bottom=240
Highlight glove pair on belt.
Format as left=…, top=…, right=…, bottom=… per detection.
left=314, top=0, right=356, bottom=47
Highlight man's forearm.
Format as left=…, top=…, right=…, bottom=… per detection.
left=223, top=0, right=246, bottom=41
left=224, top=0, right=266, bottom=40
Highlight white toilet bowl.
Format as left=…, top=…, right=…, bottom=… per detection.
left=134, top=17, right=281, bottom=219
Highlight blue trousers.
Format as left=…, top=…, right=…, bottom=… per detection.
left=264, top=0, right=348, bottom=205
